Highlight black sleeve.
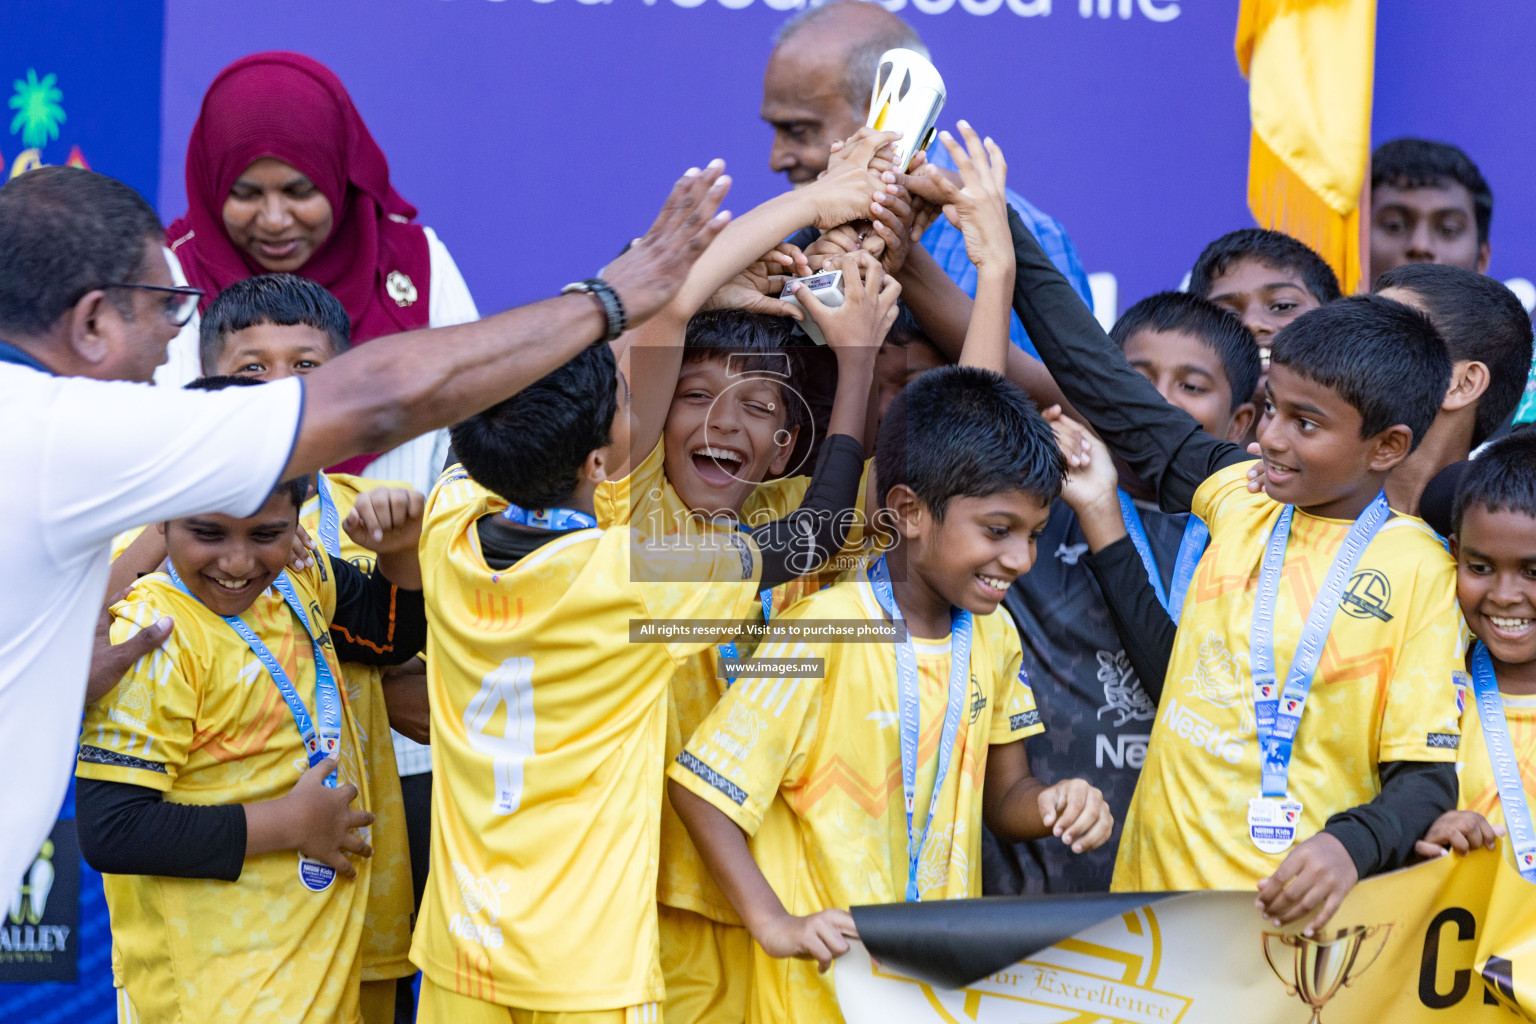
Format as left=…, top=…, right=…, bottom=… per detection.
left=747, top=433, right=864, bottom=590
left=328, top=553, right=426, bottom=666
left=76, top=777, right=246, bottom=880
left=1321, top=760, right=1458, bottom=877
left=1081, top=536, right=1177, bottom=703
left=1006, top=208, right=1251, bottom=512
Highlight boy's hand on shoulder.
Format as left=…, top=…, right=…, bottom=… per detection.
left=754, top=907, right=858, bottom=973
left=288, top=521, right=317, bottom=573
left=1038, top=778, right=1113, bottom=853
left=701, top=243, right=809, bottom=320
left=1256, top=832, right=1358, bottom=936
left=87, top=587, right=173, bottom=704
left=795, top=251, right=900, bottom=358
left=1246, top=443, right=1265, bottom=493
left=1413, top=810, right=1504, bottom=860
left=280, top=757, right=375, bottom=879
left=344, top=488, right=426, bottom=555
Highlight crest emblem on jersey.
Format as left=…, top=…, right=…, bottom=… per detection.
left=1095, top=649, right=1155, bottom=728
left=1340, top=569, right=1393, bottom=622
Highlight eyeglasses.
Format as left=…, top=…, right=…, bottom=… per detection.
left=102, top=282, right=205, bottom=328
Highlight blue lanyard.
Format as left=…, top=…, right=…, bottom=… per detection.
left=167, top=565, right=342, bottom=787
left=314, top=472, right=341, bottom=555
left=1250, top=492, right=1390, bottom=798
left=718, top=588, right=776, bottom=687
left=1117, top=490, right=1208, bottom=624
left=0, top=340, right=50, bottom=373
left=1470, top=643, right=1536, bottom=882
left=868, top=556, right=972, bottom=902
left=501, top=503, right=598, bottom=531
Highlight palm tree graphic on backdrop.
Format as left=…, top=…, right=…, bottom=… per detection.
left=9, top=69, right=66, bottom=148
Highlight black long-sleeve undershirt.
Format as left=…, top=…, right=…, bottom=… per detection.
left=77, top=553, right=423, bottom=880
left=1006, top=207, right=1252, bottom=512
left=1007, top=208, right=1458, bottom=879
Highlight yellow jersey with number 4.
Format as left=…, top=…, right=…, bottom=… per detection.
left=78, top=557, right=369, bottom=1024
left=410, top=467, right=765, bottom=1012
left=1112, top=462, right=1465, bottom=892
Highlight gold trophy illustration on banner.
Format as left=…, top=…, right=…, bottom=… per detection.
left=1262, top=924, right=1391, bottom=1023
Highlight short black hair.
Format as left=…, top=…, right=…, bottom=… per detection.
left=1109, top=291, right=1261, bottom=411
left=199, top=273, right=351, bottom=374
left=683, top=309, right=810, bottom=436
left=451, top=343, right=618, bottom=509
left=1372, top=138, right=1493, bottom=246
left=1268, top=294, right=1450, bottom=448
left=884, top=302, right=932, bottom=350
left=1374, top=263, right=1533, bottom=445
left=0, top=167, right=163, bottom=336
left=184, top=374, right=309, bottom=510
left=1452, top=428, right=1536, bottom=534
left=875, top=365, right=1063, bottom=520
left=1188, top=228, right=1342, bottom=307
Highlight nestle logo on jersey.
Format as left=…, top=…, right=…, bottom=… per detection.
left=1161, top=697, right=1244, bottom=764
left=449, top=914, right=504, bottom=949
left=1095, top=733, right=1148, bottom=769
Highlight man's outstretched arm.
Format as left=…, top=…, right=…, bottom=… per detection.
left=284, top=165, right=732, bottom=479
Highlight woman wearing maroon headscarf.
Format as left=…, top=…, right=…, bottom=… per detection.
left=161, top=51, right=479, bottom=492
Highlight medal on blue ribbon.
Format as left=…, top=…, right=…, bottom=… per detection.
left=1469, top=642, right=1536, bottom=881
left=1117, top=490, right=1208, bottom=625
left=868, top=556, right=971, bottom=901
left=501, top=502, right=599, bottom=532
left=167, top=565, right=344, bottom=891
left=1247, top=492, right=1390, bottom=853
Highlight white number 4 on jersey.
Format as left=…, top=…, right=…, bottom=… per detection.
left=465, top=657, right=536, bottom=815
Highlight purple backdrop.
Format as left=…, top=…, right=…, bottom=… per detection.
left=160, top=0, right=1535, bottom=321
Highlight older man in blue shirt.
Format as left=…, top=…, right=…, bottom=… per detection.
left=761, top=0, right=1093, bottom=358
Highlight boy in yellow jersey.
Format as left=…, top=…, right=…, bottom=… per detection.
left=1414, top=431, right=1536, bottom=878
left=411, top=240, right=876, bottom=1024
left=955, top=154, right=1467, bottom=934
left=585, top=139, right=896, bottom=1024
left=668, top=127, right=1112, bottom=1024
left=100, top=275, right=424, bottom=1024
left=75, top=407, right=428, bottom=1024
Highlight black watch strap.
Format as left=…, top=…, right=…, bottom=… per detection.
left=562, top=278, right=627, bottom=343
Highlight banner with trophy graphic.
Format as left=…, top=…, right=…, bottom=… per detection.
left=837, top=846, right=1536, bottom=1022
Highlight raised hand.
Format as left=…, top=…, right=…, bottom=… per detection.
left=282, top=758, right=375, bottom=879
left=906, top=121, right=1012, bottom=275
left=809, top=128, right=901, bottom=230
left=754, top=907, right=859, bottom=973
left=344, top=487, right=426, bottom=555
left=701, top=243, right=810, bottom=319
left=793, top=251, right=901, bottom=355
left=602, top=162, right=733, bottom=327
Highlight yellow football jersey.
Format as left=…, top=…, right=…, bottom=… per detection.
left=410, top=468, right=765, bottom=1012
left=1112, top=462, right=1465, bottom=892
left=1456, top=682, right=1536, bottom=873
left=301, top=472, right=417, bottom=982
left=79, top=558, right=371, bottom=1024
left=666, top=573, right=1043, bottom=1023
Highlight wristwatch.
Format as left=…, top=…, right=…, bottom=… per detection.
left=561, top=278, right=627, bottom=343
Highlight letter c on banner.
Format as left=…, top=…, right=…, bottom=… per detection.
left=1006, top=0, right=1050, bottom=12
left=1418, top=907, right=1476, bottom=1009
left=1138, top=0, right=1179, bottom=20
left=959, top=0, right=1004, bottom=13
left=910, top=0, right=956, bottom=13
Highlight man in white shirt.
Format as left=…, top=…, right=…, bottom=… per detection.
left=0, top=163, right=733, bottom=893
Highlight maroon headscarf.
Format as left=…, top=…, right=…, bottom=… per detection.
left=167, top=52, right=431, bottom=473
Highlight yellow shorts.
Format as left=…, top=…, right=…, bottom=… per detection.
left=417, top=974, right=661, bottom=1024
left=658, top=904, right=752, bottom=1024
left=360, top=978, right=397, bottom=1024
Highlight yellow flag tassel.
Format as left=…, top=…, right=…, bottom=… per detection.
left=1248, top=130, right=1363, bottom=294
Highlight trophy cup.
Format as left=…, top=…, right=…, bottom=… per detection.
left=866, top=48, right=946, bottom=173
left=1262, top=925, right=1391, bottom=1024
